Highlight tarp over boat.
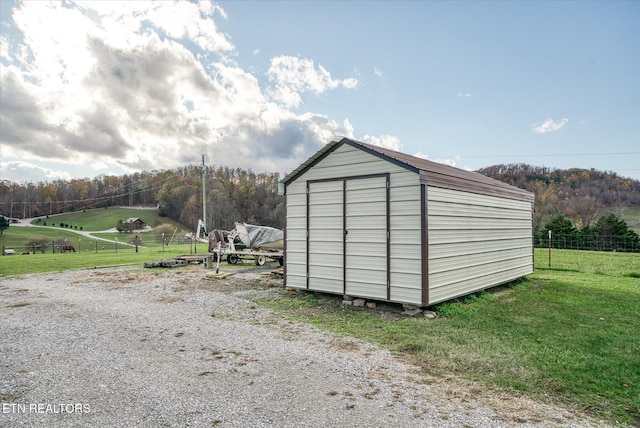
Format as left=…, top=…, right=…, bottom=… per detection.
left=231, top=222, right=283, bottom=250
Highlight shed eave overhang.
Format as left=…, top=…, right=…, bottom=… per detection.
left=280, top=136, right=419, bottom=187
left=281, top=136, right=534, bottom=202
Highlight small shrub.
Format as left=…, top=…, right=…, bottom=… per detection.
left=24, top=237, right=51, bottom=254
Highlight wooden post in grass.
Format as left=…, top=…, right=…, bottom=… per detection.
left=548, top=230, right=552, bottom=268
left=215, top=241, right=221, bottom=274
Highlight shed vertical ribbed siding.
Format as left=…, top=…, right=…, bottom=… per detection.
left=284, top=181, right=308, bottom=289
left=284, top=144, right=423, bottom=304
left=308, top=180, right=344, bottom=293
left=427, top=186, right=533, bottom=304
left=344, top=175, right=388, bottom=299
left=388, top=176, right=423, bottom=304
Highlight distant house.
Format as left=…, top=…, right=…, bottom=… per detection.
left=125, top=218, right=147, bottom=230
left=1, top=215, right=19, bottom=223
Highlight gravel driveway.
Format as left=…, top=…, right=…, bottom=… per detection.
left=0, top=266, right=611, bottom=427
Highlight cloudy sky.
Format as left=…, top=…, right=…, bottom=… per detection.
left=1, top=0, right=638, bottom=183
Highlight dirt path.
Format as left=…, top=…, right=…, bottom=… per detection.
left=0, top=266, right=611, bottom=427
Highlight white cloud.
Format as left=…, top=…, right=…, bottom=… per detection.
left=361, top=135, right=402, bottom=151
left=530, top=118, right=569, bottom=134
left=266, top=56, right=359, bottom=107
left=374, top=67, right=383, bottom=78
left=0, top=161, right=73, bottom=183
left=413, top=151, right=458, bottom=167
left=342, top=78, right=359, bottom=89
left=0, top=34, right=9, bottom=60
left=76, top=0, right=233, bottom=53
left=0, top=1, right=368, bottom=181
left=457, top=91, right=471, bottom=97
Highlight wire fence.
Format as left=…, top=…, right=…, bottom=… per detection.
left=5, top=234, right=638, bottom=255
left=3, top=240, right=142, bottom=255
left=2, top=236, right=202, bottom=256
left=534, top=234, right=639, bottom=253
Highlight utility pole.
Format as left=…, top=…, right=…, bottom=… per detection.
left=202, top=154, right=207, bottom=232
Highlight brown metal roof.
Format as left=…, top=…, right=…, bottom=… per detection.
left=283, top=136, right=534, bottom=202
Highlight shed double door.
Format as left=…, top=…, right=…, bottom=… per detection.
left=307, top=174, right=389, bottom=299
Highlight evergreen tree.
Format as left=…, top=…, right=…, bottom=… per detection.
left=594, top=213, right=640, bottom=251
left=0, top=216, right=9, bottom=235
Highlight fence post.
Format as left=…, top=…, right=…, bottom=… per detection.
left=549, top=229, right=551, bottom=269
left=548, top=230, right=552, bottom=268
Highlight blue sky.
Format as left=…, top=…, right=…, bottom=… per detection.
left=1, top=0, right=638, bottom=183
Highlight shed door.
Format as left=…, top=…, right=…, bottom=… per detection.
left=307, top=180, right=344, bottom=293
left=345, top=175, right=389, bottom=299
left=307, top=174, right=389, bottom=299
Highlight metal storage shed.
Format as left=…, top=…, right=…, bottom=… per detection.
left=281, top=136, right=534, bottom=306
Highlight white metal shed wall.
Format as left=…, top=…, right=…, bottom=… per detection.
left=427, top=186, right=533, bottom=304
left=284, top=143, right=424, bottom=304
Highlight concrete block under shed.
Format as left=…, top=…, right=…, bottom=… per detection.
left=423, top=310, right=436, bottom=319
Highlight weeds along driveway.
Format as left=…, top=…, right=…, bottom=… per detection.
left=0, top=267, right=611, bottom=427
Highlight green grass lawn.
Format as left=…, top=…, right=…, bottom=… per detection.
left=0, top=226, right=90, bottom=250
left=258, top=248, right=640, bottom=425
left=0, top=244, right=206, bottom=275
left=539, top=247, right=640, bottom=277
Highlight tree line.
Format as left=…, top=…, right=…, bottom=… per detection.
left=1, top=162, right=638, bottom=235
left=156, top=165, right=283, bottom=231
left=0, top=165, right=283, bottom=231
left=477, top=164, right=640, bottom=232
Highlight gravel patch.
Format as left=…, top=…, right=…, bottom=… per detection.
left=0, top=266, right=612, bottom=427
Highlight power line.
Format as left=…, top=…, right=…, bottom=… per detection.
left=464, top=152, right=639, bottom=158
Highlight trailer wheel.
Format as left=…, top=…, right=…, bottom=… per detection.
left=255, top=255, right=266, bottom=266
left=227, top=254, right=239, bottom=265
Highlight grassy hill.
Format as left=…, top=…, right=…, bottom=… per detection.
left=1, top=207, right=192, bottom=251
left=615, top=206, right=640, bottom=233
left=28, top=207, right=178, bottom=231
